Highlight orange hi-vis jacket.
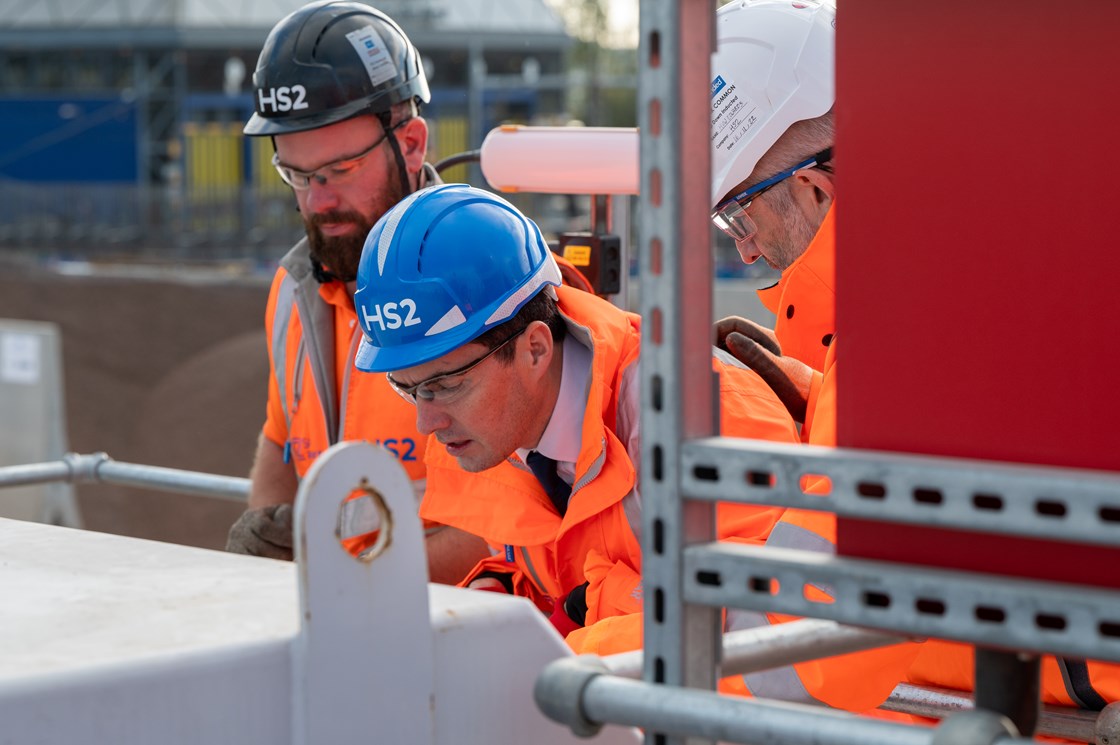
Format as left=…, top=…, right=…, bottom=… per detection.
left=420, top=286, right=800, bottom=631
left=727, top=208, right=1119, bottom=719
left=262, top=237, right=429, bottom=483
left=262, top=237, right=430, bottom=553
left=757, top=206, right=836, bottom=375
left=713, top=206, right=913, bottom=709
left=567, top=208, right=839, bottom=661
left=757, top=205, right=836, bottom=443
left=907, top=644, right=1120, bottom=719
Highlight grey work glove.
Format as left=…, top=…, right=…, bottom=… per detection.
left=714, top=315, right=814, bottom=424
left=226, top=504, right=294, bottom=560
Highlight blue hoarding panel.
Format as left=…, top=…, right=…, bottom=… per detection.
left=0, top=96, right=138, bottom=183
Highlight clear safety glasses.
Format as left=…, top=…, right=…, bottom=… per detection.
left=710, top=147, right=833, bottom=242
left=271, top=118, right=409, bottom=190
left=386, top=327, right=527, bottom=405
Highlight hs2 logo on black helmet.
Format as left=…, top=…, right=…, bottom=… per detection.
left=257, top=85, right=309, bottom=114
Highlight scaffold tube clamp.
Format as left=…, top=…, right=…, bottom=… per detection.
left=534, top=655, right=609, bottom=738
left=931, top=710, right=1019, bottom=745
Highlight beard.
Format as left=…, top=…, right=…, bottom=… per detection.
left=304, top=177, right=407, bottom=283
left=766, top=184, right=820, bottom=272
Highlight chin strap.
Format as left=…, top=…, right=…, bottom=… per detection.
left=310, top=259, right=341, bottom=284
left=377, top=104, right=415, bottom=198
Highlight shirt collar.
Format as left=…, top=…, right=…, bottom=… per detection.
left=516, top=333, right=591, bottom=468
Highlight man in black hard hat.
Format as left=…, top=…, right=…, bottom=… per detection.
left=227, top=1, right=489, bottom=581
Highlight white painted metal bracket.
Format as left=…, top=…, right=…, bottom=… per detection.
left=291, top=440, right=436, bottom=744
left=0, top=440, right=640, bottom=744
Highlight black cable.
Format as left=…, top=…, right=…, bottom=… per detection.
left=433, top=150, right=481, bottom=175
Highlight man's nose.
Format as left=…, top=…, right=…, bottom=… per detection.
left=301, top=178, right=340, bottom=214
left=414, top=399, right=451, bottom=436
left=735, top=237, right=762, bottom=265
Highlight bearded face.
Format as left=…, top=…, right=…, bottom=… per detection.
left=304, top=169, right=407, bottom=283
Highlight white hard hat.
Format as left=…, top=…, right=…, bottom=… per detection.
left=710, top=0, right=835, bottom=206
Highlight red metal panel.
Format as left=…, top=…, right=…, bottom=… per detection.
left=836, top=0, right=1120, bottom=581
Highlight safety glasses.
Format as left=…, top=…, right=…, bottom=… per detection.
left=271, top=118, right=409, bottom=190
left=386, top=327, right=527, bottom=405
left=711, top=147, right=833, bottom=242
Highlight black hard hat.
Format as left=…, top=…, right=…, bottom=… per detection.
left=244, top=0, right=431, bottom=136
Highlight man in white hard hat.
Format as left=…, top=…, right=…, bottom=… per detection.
left=705, top=0, right=919, bottom=710
left=706, top=0, right=1120, bottom=718
left=710, top=0, right=837, bottom=437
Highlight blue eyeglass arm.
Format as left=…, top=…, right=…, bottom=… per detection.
left=716, top=146, right=834, bottom=211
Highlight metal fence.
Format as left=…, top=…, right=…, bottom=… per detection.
left=0, top=178, right=303, bottom=263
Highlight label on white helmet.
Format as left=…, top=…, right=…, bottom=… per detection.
left=710, top=75, right=762, bottom=155
left=346, top=25, right=398, bottom=89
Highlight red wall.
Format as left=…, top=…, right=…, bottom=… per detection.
left=835, top=1, right=1120, bottom=581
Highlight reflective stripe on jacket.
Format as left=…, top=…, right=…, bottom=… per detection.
left=261, top=237, right=429, bottom=485
left=421, top=286, right=799, bottom=633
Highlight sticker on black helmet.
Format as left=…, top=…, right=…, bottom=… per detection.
left=346, top=25, right=397, bottom=89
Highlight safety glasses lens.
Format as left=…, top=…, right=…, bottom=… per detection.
left=385, top=374, right=418, bottom=405
left=273, top=164, right=311, bottom=190
left=711, top=203, right=756, bottom=242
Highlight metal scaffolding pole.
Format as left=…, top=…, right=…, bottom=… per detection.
left=536, top=657, right=1040, bottom=745
left=636, top=0, right=719, bottom=741
left=0, top=452, right=249, bottom=502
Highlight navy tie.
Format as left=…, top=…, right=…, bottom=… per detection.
left=526, top=450, right=572, bottom=516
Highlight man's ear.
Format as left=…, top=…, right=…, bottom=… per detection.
left=523, top=321, right=555, bottom=371
left=793, top=166, right=835, bottom=219
left=399, top=116, right=429, bottom=173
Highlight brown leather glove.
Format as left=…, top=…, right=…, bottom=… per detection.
left=225, top=504, right=294, bottom=560
left=714, top=315, right=814, bottom=423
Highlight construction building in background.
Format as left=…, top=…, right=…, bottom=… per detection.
left=0, top=0, right=572, bottom=256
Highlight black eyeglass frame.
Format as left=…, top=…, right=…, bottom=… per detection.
left=385, top=326, right=528, bottom=404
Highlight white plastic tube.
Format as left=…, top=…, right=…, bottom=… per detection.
left=479, top=125, right=639, bottom=195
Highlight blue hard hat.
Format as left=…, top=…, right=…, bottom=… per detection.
left=353, top=184, right=563, bottom=373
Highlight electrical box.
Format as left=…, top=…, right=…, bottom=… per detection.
left=556, top=232, right=622, bottom=297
